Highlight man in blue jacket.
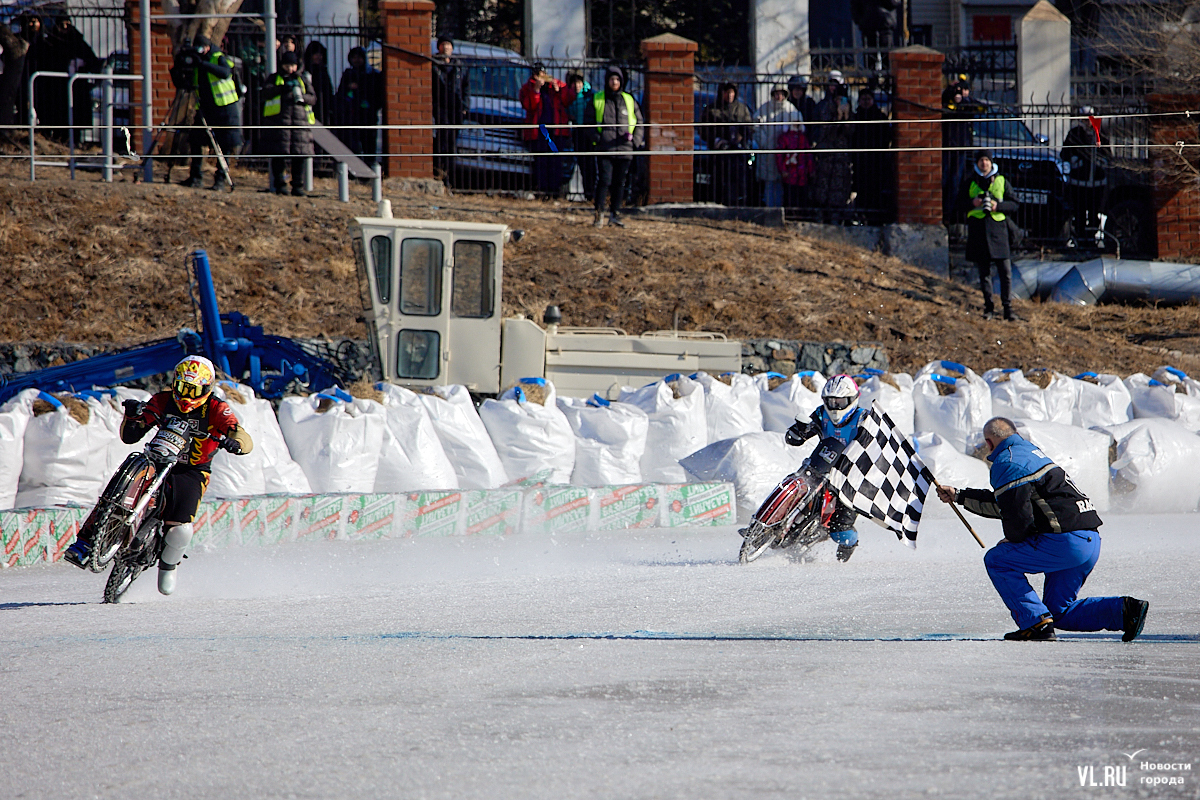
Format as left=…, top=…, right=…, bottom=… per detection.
left=937, top=417, right=1149, bottom=641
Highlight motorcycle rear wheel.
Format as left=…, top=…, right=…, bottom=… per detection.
left=739, top=523, right=777, bottom=564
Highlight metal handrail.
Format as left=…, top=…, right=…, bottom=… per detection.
left=67, top=70, right=145, bottom=180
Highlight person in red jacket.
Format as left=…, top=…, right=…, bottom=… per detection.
left=64, top=356, right=253, bottom=595
left=519, top=62, right=577, bottom=194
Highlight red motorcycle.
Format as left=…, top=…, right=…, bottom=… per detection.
left=738, top=436, right=844, bottom=564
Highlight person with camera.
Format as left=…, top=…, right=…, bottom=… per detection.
left=171, top=35, right=242, bottom=190
left=262, top=51, right=316, bottom=196
left=957, top=149, right=1020, bottom=321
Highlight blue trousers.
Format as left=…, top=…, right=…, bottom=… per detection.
left=983, top=531, right=1124, bottom=631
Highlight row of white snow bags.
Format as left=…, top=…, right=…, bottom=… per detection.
left=0, top=387, right=149, bottom=509
left=1093, top=418, right=1200, bottom=512
left=618, top=375, right=707, bottom=483
left=278, top=385, right=486, bottom=494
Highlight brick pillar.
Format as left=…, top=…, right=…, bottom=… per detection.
left=891, top=46, right=944, bottom=226
left=640, top=33, right=697, bottom=205
left=125, top=0, right=175, bottom=135
left=379, top=0, right=434, bottom=179
left=1148, top=93, right=1200, bottom=261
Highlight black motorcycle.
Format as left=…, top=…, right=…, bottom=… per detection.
left=76, top=411, right=226, bottom=603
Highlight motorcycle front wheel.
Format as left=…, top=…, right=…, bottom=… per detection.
left=89, top=509, right=128, bottom=573
left=103, top=554, right=147, bottom=603
left=739, top=522, right=777, bottom=564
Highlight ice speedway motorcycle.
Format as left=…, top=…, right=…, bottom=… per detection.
left=76, top=411, right=228, bottom=603
left=738, top=436, right=846, bottom=564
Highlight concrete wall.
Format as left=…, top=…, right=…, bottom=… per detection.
left=525, top=0, right=587, bottom=58
left=1017, top=0, right=1071, bottom=133
left=751, top=0, right=810, bottom=76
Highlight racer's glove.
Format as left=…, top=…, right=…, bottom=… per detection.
left=219, top=436, right=243, bottom=455
left=784, top=420, right=809, bottom=447
left=122, top=398, right=146, bottom=418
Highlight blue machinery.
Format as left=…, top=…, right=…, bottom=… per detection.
left=0, top=250, right=348, bottom=403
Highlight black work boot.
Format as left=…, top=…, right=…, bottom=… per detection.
left=1121, top=597, right=1149, bottom=642
left=1004, top=614, right=1056, bottom=641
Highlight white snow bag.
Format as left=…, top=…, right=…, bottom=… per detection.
left=1124, top=373, right=1200, bottom=432
left=1092, top=418, right=1200, bottom=513
left=1067, top=372, right=1132, bottom=429
left=913, top=431, right=991, bottom=489
left=277, top=392, right=385, bottom=493
left=913, top=361, right=992, bottom=454
left=374, top=384, right=459, bottom=492
left=618, top=375, right=707, bottom=483
left=417, top=384, right=508, bottom=489
left=691, top=371, right=763, bottom=442
left=478, top=378, right=575, bottom=484
left=757, top=370, right=824, bottom=432
left=1014, top=419, right=1110, bottom=513
left=984, top=368, right=1074, bottom=425
left=857, top=372, right=915, bottom=435
left=207, top=382, right=269, bottom=498
left=0, top=389, right=36, bottom=509
left=557, top=394, right=648, bottom=486
left=15, top=392, right=116, bottom=508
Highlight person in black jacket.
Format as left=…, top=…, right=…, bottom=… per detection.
left=432, top=36, right=468, bottom=185
left=957, top=149, right=1019, bottom=320
left=937, top=417, right=1149, bottom=642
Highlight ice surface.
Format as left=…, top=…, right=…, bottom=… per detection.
left=2, top=510, right=1198, bottom=800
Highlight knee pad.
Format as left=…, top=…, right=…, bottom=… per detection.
left=159, top=523, right=193, bottom=568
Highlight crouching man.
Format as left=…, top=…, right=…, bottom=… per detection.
left=936, top=417, right=1148, bottom=641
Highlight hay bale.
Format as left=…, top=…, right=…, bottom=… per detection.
left=766, top=376, right=788, bottom=391
left=714, top=372, right=734, bottom=387
left=800, top=374, right=820, bottom=393
left=503, top=381, right=549, bottom=405
left=1026, top=368, right=1053, bottom=389
left=665, top=379, right=685, bottom=400
left=935, top=380, right=958, bottom=397
left=879, top=373, right=901, bottom=391
left=990, top=372, right=1013, bottom=384
left=32, top=393, right=89, bottom=424
left=316, top=396, right=337, bottom=414
left=221, top=382, right=249, bottom=405
left=1078, top=374, right=1100, bottom=385
left=348, top=379, right=384, bottom=404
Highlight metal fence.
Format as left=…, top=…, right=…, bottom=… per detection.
left=693, top=66, right=897, bottom=225
left=942, top=101, right=1155, bottom=257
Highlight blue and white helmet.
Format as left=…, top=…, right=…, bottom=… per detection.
left=821, top=374, right=860, bottom=424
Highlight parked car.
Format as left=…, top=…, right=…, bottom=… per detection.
left=967, top=113, right=1073, bottom=242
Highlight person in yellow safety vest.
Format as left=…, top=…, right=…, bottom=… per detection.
left=171, top=35, right=243, bottom=190
left=957, top=149, right=1022, bottom=321
left=591, top=65, right=644, bottom=228
left=262, top=51, right=317, bottom=196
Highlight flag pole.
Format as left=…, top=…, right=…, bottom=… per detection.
left=934, top=480, right=986, bottom=549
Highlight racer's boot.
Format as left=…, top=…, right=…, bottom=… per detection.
left=63, top=538, right=93, bottom=570
left=835, top=542, right=858, bottom=562
left=157, top=523, right=193, bottom=596
left=1121, top=597, right=1149, bottom=642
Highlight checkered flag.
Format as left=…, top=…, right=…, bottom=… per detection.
left=826, top=408, right=934, bottom=548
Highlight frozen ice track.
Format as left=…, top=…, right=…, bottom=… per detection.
left=2, top=509, right=1198, bottom=800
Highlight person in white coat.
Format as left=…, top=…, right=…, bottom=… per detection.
left=754, top=85, right=804, bottom=208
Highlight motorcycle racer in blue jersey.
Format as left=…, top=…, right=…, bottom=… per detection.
left=784, top=374, right=864, bottom=561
